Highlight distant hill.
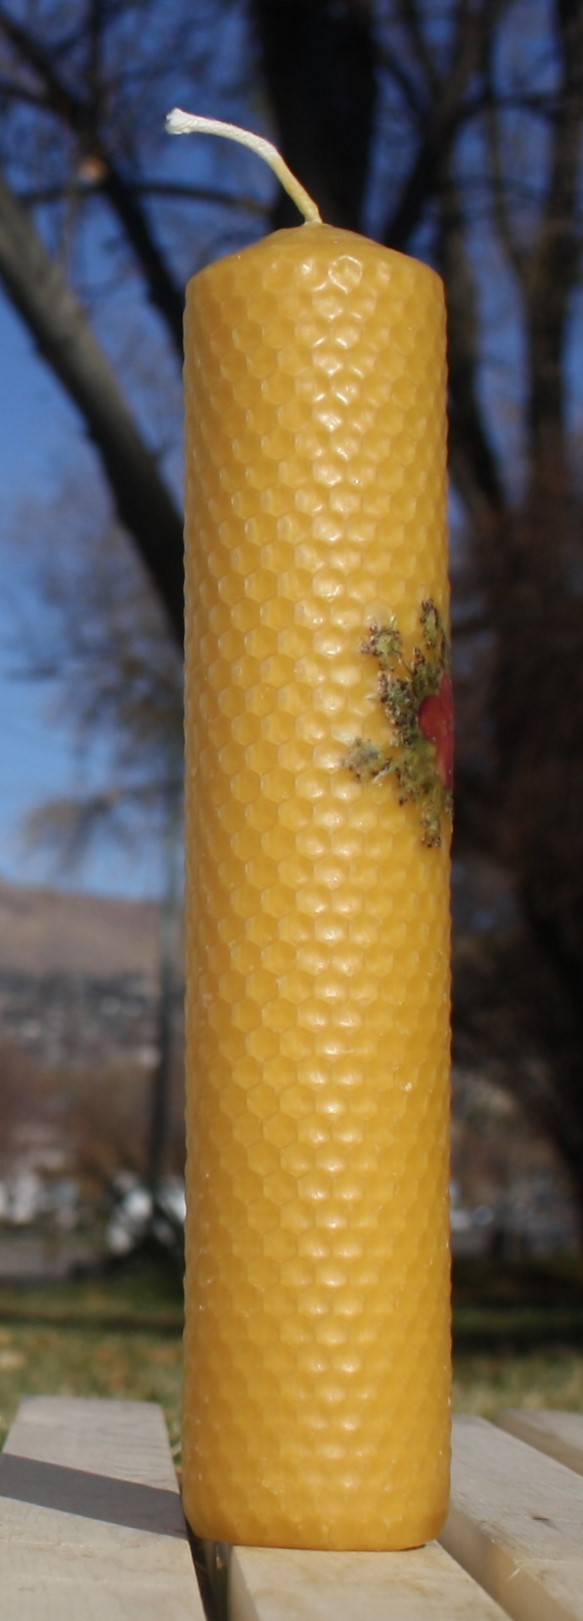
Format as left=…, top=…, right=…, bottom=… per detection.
left=0, top=874, right=164, bottom=981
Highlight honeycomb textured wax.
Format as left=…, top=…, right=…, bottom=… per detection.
left=183, top=223, right=452, bottom=1551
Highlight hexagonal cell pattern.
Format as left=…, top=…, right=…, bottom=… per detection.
left=183, top=223, right=451, bottom=1550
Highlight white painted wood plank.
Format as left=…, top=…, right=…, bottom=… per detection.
left=226, top=1541, right=511, bottom=1621
left=441, top=1415, right=583, bottom=1621
left=0, top=1396, right=205, bottom=1621
left=495, top=1409, right=583, bottom=1479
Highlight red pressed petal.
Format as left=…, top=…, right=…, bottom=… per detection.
left=418, top=672, right=454, bottom=791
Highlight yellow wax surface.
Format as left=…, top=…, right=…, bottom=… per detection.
left=183, top=223, right=451, bottom=1551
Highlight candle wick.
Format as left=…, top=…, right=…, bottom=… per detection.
left=165, top=108, right=323, bottom=227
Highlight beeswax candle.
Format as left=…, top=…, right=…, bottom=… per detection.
left=170, top=112, right=452, bottom=1552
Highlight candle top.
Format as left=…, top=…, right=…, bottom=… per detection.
left=166, top=107, right=443, bottom=297
left=185, top=221, right=444, bottom=316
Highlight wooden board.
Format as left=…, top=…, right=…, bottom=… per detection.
left=495, top=1408, right=583, bottom=1479
left=441, top=1414, right=583, bottom=1621
left=0, top=1395, right=205, bottom=1621
left=222, top=1539, right=510, bottom=1620
left=4, top=1399, right=583, bottom=1620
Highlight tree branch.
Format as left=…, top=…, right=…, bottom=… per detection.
left=0, top=165, right=184, bottom=645
left=483, top=45, right=530, bottom=285
left=525, top=0, right=583, bottom=469
left=382, top=0, right=512, bottom=250
left=395, top=0, right=441, bottom=96
left=0, top=4, right=185, bottom=355
left=440, top=183, right=507, bottom=534
left=17, top=178, right=266, bottom=215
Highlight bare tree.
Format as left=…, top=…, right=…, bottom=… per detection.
left=1, top=1, right=583, bottom=1202
left=0, top=0, right=266, bottom=642
left=16, top=480, right=183, bottom=865
left=253, top=2, right=583, bottom=1201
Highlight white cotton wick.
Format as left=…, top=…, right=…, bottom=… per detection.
left=165, top=108, right=322, bottom=226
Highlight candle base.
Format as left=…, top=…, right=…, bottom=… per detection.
left=181, top=1472, right=450, bottom=1553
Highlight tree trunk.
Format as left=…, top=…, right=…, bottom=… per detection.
left=253, top=0, right=376, bottom=231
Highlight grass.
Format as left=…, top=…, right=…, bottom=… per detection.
left=453, top=1253, right=583, bottom=1416
left=0, top=1254, right=184, bottom=1458
left=1, top=1252, right=583, bottom=1459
